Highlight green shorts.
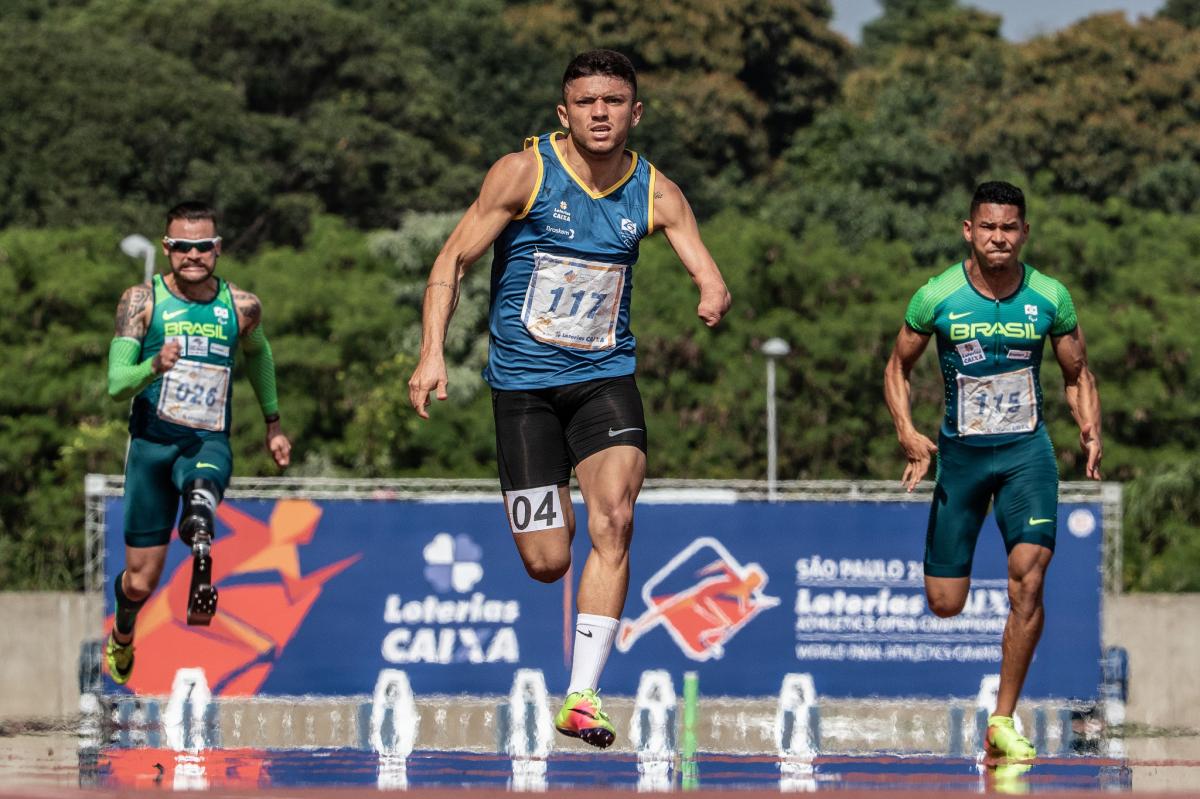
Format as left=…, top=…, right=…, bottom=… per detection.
left=924, top=429, right=1058, bottom=578
left=123, top=435, right=233, bottom=548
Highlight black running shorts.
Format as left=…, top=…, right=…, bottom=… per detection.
left=492, top=374, right=647, bottom=494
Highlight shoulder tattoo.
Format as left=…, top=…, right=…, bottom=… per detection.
left=115, top=284, right=151, bottom=338
left=233, top=288, right=262, bottom=331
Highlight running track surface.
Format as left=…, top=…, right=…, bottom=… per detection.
left=1, top=790, right=1196, bottom=799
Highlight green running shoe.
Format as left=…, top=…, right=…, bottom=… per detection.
left=986, top=715, right=1035, bottom=772
left=105, top=633, right=135, bottom=685
left=554, top=688, right=616, bottom=749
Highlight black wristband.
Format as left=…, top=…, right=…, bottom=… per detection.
left=264, top=413, right=280, bottom=424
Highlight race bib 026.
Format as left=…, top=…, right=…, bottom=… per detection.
left=956, top=367, right=1037, bottom=437
left=157, top=359, right=231, bottom=432
left=521, top=252, right=626, bottom=350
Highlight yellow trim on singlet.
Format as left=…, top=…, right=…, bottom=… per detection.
left=514, top=136, right=545, bottom=221
left=647, top=164, right=657, bottom=232
left=550, top=131, right=638, bottom=200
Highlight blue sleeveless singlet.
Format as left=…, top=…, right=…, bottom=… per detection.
left=483, top=132, right=656, bottom=390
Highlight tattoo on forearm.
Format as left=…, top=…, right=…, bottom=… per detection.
left=115, top=285, right=150, bottom=337
left=427, top=281, right=456, bottom=291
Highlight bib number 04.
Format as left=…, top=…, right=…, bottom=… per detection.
left=504, top=485, right=564, bottom=534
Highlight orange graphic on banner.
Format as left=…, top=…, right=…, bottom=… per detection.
left=104, top=499, right=359, bottom=696
left=618, top=561, right=768, bottom=657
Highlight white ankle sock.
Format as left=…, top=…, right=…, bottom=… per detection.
left=567, top=613, right=619, bottom=695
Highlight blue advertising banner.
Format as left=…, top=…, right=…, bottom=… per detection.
left=103, top=492, right=1102, bottom=700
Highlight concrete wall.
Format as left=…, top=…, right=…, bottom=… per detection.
left=1103, top=593, right=1200, bottom=729
left=0, top=592, right=102, bottom=719
left=1, top=591, right=1197, bottom=728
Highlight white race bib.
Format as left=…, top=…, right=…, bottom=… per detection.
left=521, top=252, right=626, bottom=350
left=157, top=359, right=230, bottom=432
left=956, top=367, right=1037, bottom=437
left=504, top=485, right=565, bottom=534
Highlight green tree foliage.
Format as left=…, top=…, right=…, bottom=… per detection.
left=1161, top=0, right=1200, bottom=28
left=506, top=0, right=847, bottom=213
left=0, top=228, right=131, bottom=588
left=967, top=14, right=1200, bottom=204
left=1124, top=460, right=1200, bottom=591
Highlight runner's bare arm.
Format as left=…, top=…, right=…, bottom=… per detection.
left=114, top=283, right=153, bottom=339
left=408, top=150, right=538, bottom=418
left=108, top=283, right=180, bottom=399
left=231, top=285, right=262, bottom=337
left=883, top=325, right=938, bottom=492
left=230, top=284, right=290, bottom=468
left=1053, top=324, right=1102, bottom=480
left=651, top=174, right=731, bottom=328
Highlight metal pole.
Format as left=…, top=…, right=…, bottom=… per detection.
left=120, top=234, right=157, bottom=284
left=766, top=357, right=778, bottom=502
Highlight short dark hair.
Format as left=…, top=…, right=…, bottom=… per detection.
left=165, top=201, right=218, bottom=232
left=970, top=181, right=1026, bottom=220
left=562, top=49, right=637, bottom=100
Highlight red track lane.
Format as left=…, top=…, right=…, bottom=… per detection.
left=3, top=789, right=1198, bottom=799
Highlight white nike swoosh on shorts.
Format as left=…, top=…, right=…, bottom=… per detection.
left=608, top=427, right=642, bottom=437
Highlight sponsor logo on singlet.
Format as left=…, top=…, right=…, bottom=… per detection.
left=950, top=322, right=1037, bottom=342
left=165, top=320, right=229, bottom=340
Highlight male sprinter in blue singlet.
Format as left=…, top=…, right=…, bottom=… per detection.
left=408, top=50, right=731, bottom=748
left=104, top=201, right=291, bottom=684
left=883, top=182, right=1102, bottom=771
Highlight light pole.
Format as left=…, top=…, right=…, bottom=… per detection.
left=120, top=234, right=157, bottom=283
left=761, top=337, right=790, bottom=501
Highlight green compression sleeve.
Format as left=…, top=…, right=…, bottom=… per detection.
left=107, top=338, right=157, bottom=401
left=241, top=325, right=280, bottom=418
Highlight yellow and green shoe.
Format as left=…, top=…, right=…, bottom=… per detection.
left=554, top=688, right=616, bottom=749
left=105, top=633, right=135, bottom=685
left=986, top=715, right=1036, bottom=773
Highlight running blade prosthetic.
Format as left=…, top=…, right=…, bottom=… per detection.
left=186, top=531, right=218, bottom=625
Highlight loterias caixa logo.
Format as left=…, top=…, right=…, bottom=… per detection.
left=104, top=500, right=359, bottom=696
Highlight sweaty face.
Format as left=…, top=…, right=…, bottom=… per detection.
left=557, top=75, right=642, bottom=157
left=163, top=218, right=221, bottom=285
left=964, top=203, right=1028, bottom=272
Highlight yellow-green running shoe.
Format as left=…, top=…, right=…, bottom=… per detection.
left=105, top=633, right=134, bottom=685
left=986, top=715, right=1035, bottom=772
left=991, top=762, right=1031, bottom=794
left=554, top=688, right=616, bottom=749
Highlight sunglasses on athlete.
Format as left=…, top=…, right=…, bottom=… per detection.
left=163, top=236, right=221, bottom=253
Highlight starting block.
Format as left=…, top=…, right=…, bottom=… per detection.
left=368, top=669, right=419, bottom=757
left=499, top=669, right=552, bottom=792
left=776, top=673, right=818, bottom=792
left=630, top=670, right=676, bottom=791
left=163, top=668, right=213, bottom=752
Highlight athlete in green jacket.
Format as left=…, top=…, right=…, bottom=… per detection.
left=103, top=201, right=291, bottom=685
left=883, top=182, right=1102, bottom=771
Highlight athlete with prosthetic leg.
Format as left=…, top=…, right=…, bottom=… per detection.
left=883, top=182, right=1102, bottom=774
left=408, top=50, right=731, bottom=747
left=104, top=201, right=291, bottom=683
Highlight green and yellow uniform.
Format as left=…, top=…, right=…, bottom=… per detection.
left=905, top=262, right=1077, bottom=577
left=114, top=275, right=239, bottom=546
